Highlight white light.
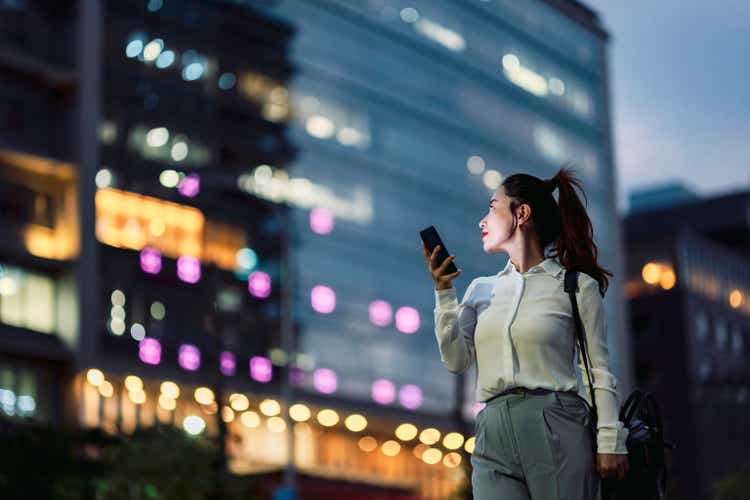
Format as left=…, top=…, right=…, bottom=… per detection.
left=143, top=39, right=164, bottom=62
left=482, top=169, right=503, bottom=190
left=111, top=289, right=126, bottom=306
left=130, top=323, right=146, bottom=341
left=502, top=54, right=520, bottom=71
left=17, top=395, right=36, bottom=413
left=414, top=19, right=465, bottom=52
left=146, top=127, right=170, bottom=147
left=549, top=77, right=565, bottom=96
left=337, top=127, right=364, bottom=146
left=182, top=62, right=204, bottom=81
left=159, top=169, right=180, bottom=188
left=110, top=318, right=126, bottom=336
left=155, top=50, right=175, bottom=69
left=305, top=115, right=335, bottom=139
left=125, top=40, right=143, bottom=58
left=95, top=169, right=113, bottom=188
left=502, top=54, right=548, bottom=97
left=183, top=415, right=206, bottom=435
left=400, top=7, right=419, bottom=23
left=171, top=141, right=188, bottom=161
left=150, top=301, right=166, bottom=320
left=0, top=277, right=18, bottom=296
left=466, top=156, right=485, bottom=175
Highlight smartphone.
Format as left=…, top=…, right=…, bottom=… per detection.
left=420, top=225, right=458, bottom=275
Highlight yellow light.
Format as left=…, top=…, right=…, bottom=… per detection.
left=642, top=262, right=661, bottom=285
left=229, top=393, right=249, bottom=411
left=240, top=411, right=261, bottom=428
left=86, top=369, right=105, bottom=387
left=316, top=409, right=339, bottom=427
left=294, top=422, right=312, bottom=436
left=129, top=390, right=146, bottom=405
left=422, top=447, right=442, bottom=464
left=419, top=427, right=441, bottom=445
left=412, top=443, right=429, bottom=459
left=729, top=289, right=743, bottom=309
left=344, top=414, right=368, bottom=432
left=149, top=218, right=166, bottom=237
left=395, top=423, right=418, bottom=441
left=358, top=436, right=378, bottom=452
left=464, top=436, right=476, bottom=454
left=124, top=375, right=143, bottom=393
left=159, top=394, right=176, bottom=411
left=289, top=403, right=311, bottom=422
left=267, top=416, right=287, bottom=433
left=194, top=387, right=215, bottom=405
left=160, top=381, right=180, bottom=399
left=222, top=406, right=235, bottom=423
left=443, top=452, right=462, bottom=468
left=442, top=432, right=465, bottom=450
left=99, top=381, right=114, bottom=398
left=381, top=440, right=401, bottom=457
left=660, top=269, right=676, bottom=290
left=259, top=399, right=281, bottom=416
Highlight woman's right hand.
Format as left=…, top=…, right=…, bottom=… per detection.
left=421, top=240, right=462, bottom=291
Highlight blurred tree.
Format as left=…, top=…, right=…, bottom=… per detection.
left=713, top=462, right=750, bottom=500
left=0, top=417, right=266, bottom=500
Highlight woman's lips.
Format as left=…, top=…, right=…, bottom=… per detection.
left=482, top=232, right=488, bottom=238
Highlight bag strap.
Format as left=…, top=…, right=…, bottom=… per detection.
left=564, top=269, right=599, bottom=429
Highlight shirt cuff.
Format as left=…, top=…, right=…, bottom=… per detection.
left=597, top=421, right=629, bottom=454
left=434, top=287, right=457, bottom=308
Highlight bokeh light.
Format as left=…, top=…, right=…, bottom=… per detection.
left=313, top=368, right=338, bottom=394
left=398, top=384, right=423, bottom=410
left=369, top=300, right=392, bottom=327
left=395, top=306, right=420, bottom=334
left=311, top=285, right=336, bottom=314
left=178, top=344, right=201, bottom=371
left=248, top=271, right=272, bottom=299
left=371, top=379, right=395, bottom=405
left=139, top=338, right=161, bottom=365
left=177, top=256, right=201, bottom=284
left=250, top=356, right=272, bottom=383
left=309, top=207, right=334, bottom=234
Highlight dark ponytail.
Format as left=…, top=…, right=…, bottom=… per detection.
left=501, top=166, right=612, bottom=296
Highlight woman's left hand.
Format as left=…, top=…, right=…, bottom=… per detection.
left=597, top=453, right=629, bottom=480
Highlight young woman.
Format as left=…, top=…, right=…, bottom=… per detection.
left=421, top=167, right=629, bottom=499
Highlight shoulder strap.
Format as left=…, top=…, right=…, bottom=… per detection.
left=564, top=269, right=598, bottom=427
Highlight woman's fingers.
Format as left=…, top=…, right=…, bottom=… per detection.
left=436, top=255, right=456, bottom=274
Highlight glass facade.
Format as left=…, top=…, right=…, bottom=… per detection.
left=255, top=0, right=625, bottom=420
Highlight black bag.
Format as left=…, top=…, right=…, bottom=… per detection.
left=564, top=269, right=676, bottom=500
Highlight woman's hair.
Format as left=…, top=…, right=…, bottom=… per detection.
left=500, top=165, right=612, bottom=296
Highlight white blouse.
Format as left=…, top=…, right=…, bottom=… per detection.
left=433, top=255, right=629, bottom=454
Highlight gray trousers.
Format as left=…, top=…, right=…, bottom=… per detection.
left=470, top=388, right=600, bottom=500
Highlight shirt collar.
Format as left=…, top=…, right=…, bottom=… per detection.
left=497, top=256, right=564, bottom=279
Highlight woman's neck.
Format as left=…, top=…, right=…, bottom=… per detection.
left=508, top=239, right=546, bottom=274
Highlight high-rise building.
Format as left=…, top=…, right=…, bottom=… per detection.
left=1, top=0, right=627, bottom=498
left=625, top=189, right=750, bottom=500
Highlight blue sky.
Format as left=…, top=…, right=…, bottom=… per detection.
left=583, top=0, right=750, bottom=213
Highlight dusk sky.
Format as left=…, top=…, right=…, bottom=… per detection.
left=584, top=0, right=750, bottom=213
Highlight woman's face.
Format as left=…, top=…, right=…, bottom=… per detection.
left=478, top=187, right=517, bottom=254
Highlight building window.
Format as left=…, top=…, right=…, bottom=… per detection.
left=0, top=264, right=55, bottom=334
left=715, top=319, right=728, bottom=351
left=694, top=309, right=708, bottom=342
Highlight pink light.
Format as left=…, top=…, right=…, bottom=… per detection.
left=309, top=207, right=334, bottom=235
left=178, top=344, right=201, bottom=371
left=311, top=285, right=336, bottom=314
left=177, top=256, right=201, bottom=284
left=371, top=378, right=395, bottom=405
left=369, top=300, right=392, bottom=327
left=140, top=247, right=162, bottom=275
left=250, top=356, right=272, bottom=383
left=313, top=368, right=338, bottom=394
left=395, top=306, right=420, bottom=334
left=289, top=367, right=305, bottom=386
left=472, top=402, right=486, bottom=418
left=139, top=337, right=161, bottom=365
left=220, top=351, right=236, bottom=376
left=398, top=384, right=423, bottom=410
left=248, top=271, right=271, bottom=299
left=178, top=173, right=200, bottom=197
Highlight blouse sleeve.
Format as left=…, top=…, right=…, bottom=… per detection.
left=576, top=276, right=629, bottom=455
left=433, top=279, right=478, bottom=375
